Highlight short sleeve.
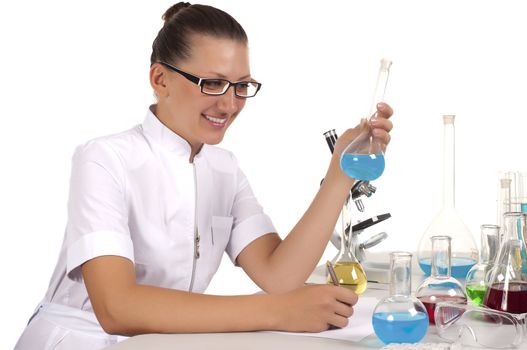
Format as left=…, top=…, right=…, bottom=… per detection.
left=225, top=163, right=276, bottom=264
left=65, top=140, right=134, bottom=281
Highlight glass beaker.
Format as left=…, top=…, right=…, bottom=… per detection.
left=484, top=212, right=527, bottom=314
left=339, top=58, right=392, bottom=182
left=464, top=224, right=500, bottom=305
left=416, top=235, right=467, bottom=325
left=328, top=196, right=367, bottom=294
left=417, top=115, right=478, bottom=278
left=372, top=252, right=429, bottom=344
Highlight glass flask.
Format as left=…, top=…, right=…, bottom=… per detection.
left=339, top=58, right=392, bottom=181
left=372, top=252, right=429, bottom=344
left=417, top=115, right=478, bottom=278
left=416, top=235, right=467, bottom=325
left=327, top=195, right=367, bottom=294
left=484, top=212, right=527, bottom=313
left=464, top=224, right=500, bottom=305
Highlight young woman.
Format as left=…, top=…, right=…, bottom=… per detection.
left=15, top=3, right=394, bottom=349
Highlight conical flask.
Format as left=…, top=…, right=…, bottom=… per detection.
left=464, top=224, right=500, bottom=305
left=483, top=212, right=527, bottom=313
left=416, top=235, right=467, bottom=325
left=372, top=252, right=428, bottom=344
left=340, top=58, right=392, bottom=181
left=328, top=197, right=367, bottom=294
left=417, top=115, right=478, bottom=278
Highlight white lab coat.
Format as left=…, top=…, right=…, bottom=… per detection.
left=15, top=106, right=276, bottom=349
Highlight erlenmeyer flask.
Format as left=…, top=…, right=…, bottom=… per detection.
left=464, top=224, right=500, bottom=305
left=416, top=235, right=467, bottom=325
left=372, top=252, right=429, bottom=344
left=484, top=213, right=527, bottom=313
left=417, top=115, right=478, bottom=278
left=340, top=58, right=392, bottom=181
left=328, top=196, right=367, bottom=294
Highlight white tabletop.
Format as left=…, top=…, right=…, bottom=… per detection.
left=103, top=261, right=504, bottom=350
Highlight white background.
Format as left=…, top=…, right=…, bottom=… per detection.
left=1, top=0, right=526, bottom=348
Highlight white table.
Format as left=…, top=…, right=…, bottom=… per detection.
left=103, top=262, right=503, bottom=350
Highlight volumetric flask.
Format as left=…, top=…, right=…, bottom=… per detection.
left=416, top=235, right=467, bottom=325
left=464, top=224, right=500, bottom=305
left=417, top=115, right=478, bottom=278
left=340, top=58, right=392, bottom=181
left=484, top=213, right=527, bottom=314
left=372, top=252, right=428, bottom=344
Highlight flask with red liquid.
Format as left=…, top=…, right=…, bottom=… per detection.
left=415, top=235, right=467, bottom=324
left=484, top=212, right=527, bottom=314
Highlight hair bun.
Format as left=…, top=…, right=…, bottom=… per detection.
left=162, top=2, right=191, bottom=23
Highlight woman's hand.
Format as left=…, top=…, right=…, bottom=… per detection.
left=332, top=102, right=394, bottom=157
left=269, top=284, right=358, bottom=332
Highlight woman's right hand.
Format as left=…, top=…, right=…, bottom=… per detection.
left=269, top=284, right=358, bottom=332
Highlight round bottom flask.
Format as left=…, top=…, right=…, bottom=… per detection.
left=416, top=235, right=467, bottom=324
left=327, top=193, right=367, bottom=294
left=372, top=252, right=428, bottom=344
left=464, top=224, right=499, bottom=305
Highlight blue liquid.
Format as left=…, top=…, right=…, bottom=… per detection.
left=372, top=311, right=428, bottom=344
left=340, top=153, right=385, bottom=181
left=419, top=257, right=477, bottom=279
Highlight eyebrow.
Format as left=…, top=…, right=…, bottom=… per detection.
left=206, top=72, right=252, bottom=81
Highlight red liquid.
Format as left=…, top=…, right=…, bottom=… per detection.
left=417, top=295, right=467, bottom=325
left=484, top=282, right=527, bottom=314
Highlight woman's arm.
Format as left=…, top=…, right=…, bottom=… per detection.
left=82, top=255, right=357, bottom=335
left=237, top=103, right=393, bottom=293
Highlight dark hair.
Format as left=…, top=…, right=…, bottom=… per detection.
left=150, top=2, right=248, bottom=66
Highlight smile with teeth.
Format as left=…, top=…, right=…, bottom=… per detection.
left=203, top=114, right=227, bottom=125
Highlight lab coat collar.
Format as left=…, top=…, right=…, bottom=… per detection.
left=142, top=105, right=206, bottom=160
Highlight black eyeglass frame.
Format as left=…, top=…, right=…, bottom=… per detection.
left=157, top=61, right=262, bottom=98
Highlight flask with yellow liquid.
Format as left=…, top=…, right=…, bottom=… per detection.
left=327, top=193, right=368, bottom=294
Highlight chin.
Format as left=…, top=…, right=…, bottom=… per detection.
left=203, top=135, right=225, bottom=146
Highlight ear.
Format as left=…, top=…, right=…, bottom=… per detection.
left=150, top=63, right=169, bottom=98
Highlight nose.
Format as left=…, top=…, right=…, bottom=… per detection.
left=217, top=86, right=242, bottom=114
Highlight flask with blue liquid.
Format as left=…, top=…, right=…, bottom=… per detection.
left=417, top=115, right=478, bottom=278
left=340, top=58, right=391, bottom=181
left=372, top=251, right=429, bottom=344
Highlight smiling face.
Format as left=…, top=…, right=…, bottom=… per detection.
left=151, top=34, right=251, bottom=156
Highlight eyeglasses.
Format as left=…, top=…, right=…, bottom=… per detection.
left=435, top=302, right=527, bottom=348
left=158, top=62, right=262, bottom=98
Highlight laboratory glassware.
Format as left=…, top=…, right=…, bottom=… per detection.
left=417, top=115, right=478, bottom=278
left=327, top=194, right=368, bottom=294
left=323, top=129, right=368, bottom=294
left=464, top=224, right=500, bottom=305
left=416, top=235, right=467, bottom=324
left=484, top=212, right=527, bottom=314
left=372, top=252, right=428, bottom=344
left=498, top=171, right=527, bottom=216
left=339, top=58, right=392, bottom=181
left=435, top=301, right=526, bottom=348
left=497, top=175, right=512, bottom=234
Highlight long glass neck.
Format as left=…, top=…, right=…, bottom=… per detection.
left=389, top=252, right=412, bottom=297
left=442, top=115, right=455, bottom=209
left=480, top=225, right=500, bottom=264
left=497, top=179, right=512, bottom=228
left=431, top=235, right=452, bottom=278
left=340, top=199, right=353, bottom=254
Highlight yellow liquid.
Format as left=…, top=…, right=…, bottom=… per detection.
left=327, top=261, right=368, bottom=294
